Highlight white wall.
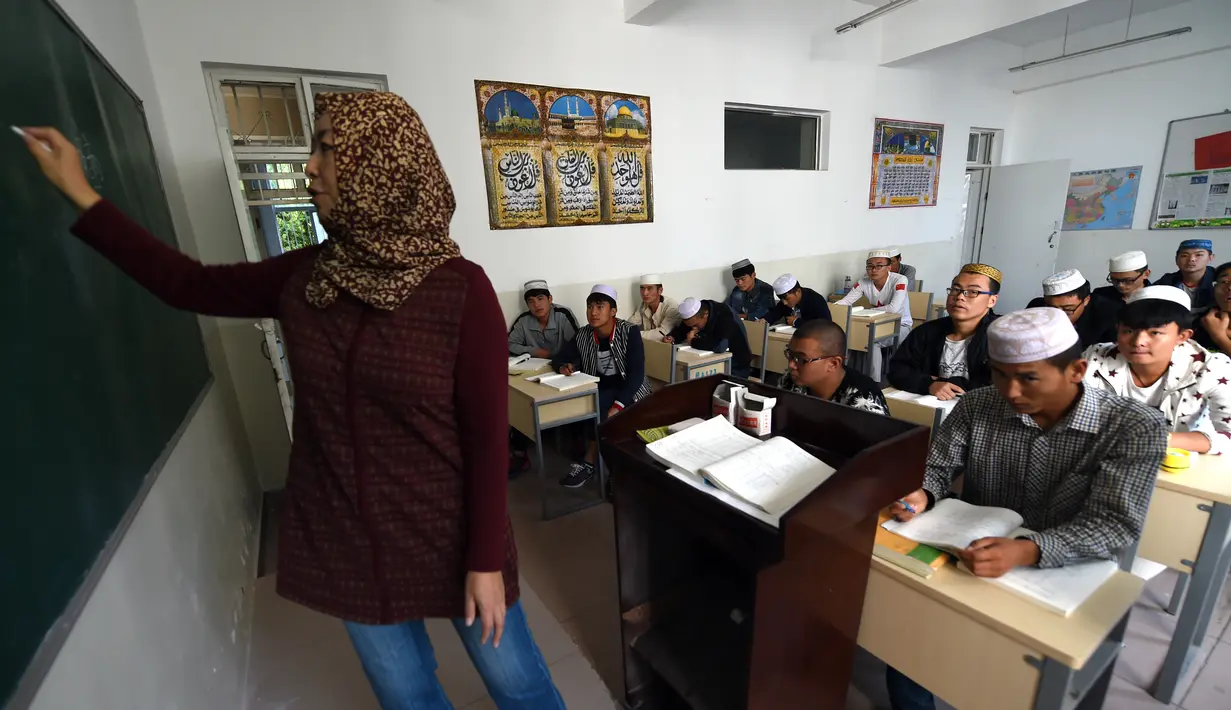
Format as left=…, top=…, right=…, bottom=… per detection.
left=26, top=0, right=260, bottom=707
left=1002, top=0, right=1231, bottom=284
left=127, top=0, right=1011, bottom=483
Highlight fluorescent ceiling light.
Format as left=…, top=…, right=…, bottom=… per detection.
left=835, top=0, right=919, bottom=35
left=1009, top=27, right=1192, bottom=72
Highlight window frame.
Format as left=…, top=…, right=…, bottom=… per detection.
left=966, top=128, right=1003, bottom=168
left=723, top=102, right=831, bottom=171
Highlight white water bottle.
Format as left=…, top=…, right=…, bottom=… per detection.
left=843, top=276, right=852, bottom=293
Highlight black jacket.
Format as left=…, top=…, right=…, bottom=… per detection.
left=766, top=286, right=831, bottom=326
left=888, top=311, right=999, bottom=395
left=1156, top=267, right=1215, bottom=311
left=1091, top=280, right=1151, bottom=306
left=1026, top=296, right=1118, bottom=348
left=668, top=299, right=752, bottom=373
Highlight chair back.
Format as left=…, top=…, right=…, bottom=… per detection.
left=908, top=292, right=934, bottom=322
left=643, top=339, right=677, bottom=384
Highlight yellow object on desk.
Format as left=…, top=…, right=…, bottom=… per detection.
left=1161, top=447, right=1192, bottom=472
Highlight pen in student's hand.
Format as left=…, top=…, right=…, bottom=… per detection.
left=896, top=499, right=917, bottom=514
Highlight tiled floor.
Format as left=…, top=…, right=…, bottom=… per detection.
left=245, top=459, right=1231, bottom=709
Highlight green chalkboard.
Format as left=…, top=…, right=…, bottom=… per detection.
left=0, top=0, right=212, bottom=704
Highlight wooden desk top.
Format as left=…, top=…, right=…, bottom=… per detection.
left=869, top=557, right=1143, bottom=668
left=1156, top=454, right=1231, bottom=506
left=674, top=349, right=733, bottom=366
left=507, top=370, right=597, bottom=403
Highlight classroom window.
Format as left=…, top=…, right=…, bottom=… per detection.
left=724, top=104, right=829, bottom=171
left=967, top=129, right=1000, bottom=167
left=237, top=161, right=311, bottom=205
left=221, top=81, right=305, bottom=148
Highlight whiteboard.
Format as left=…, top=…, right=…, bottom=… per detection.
left=1150, top=110, right=1231, bottom=230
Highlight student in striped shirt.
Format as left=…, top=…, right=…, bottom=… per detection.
left=552, top=285, right=651, bottom=489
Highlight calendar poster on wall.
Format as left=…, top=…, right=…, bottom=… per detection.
left=868, top=118, right=944, bottom=209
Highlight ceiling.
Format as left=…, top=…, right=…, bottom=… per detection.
left=985, top=0, right=1193, bottom=47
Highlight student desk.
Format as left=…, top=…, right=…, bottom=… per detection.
left=673, top=348, right=733, bottom=382
left=847, top=311, right=902, bottom=356
left=762, top=312, right=902, bottom=377
left=507, top=370, right=603, bottom=520
left=858, top=557, right=1142, bottom=710
left=1137, top=454, right=1231, bottom=703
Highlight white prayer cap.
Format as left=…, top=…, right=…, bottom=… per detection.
left=1042, top=269, right=1086, bottom=296
left=523, top=279, right=550, bottom=296
left=772, top=273, right=799, bottom=296
left=886, top=247, right=902, bottom=258
left=867, top=249, right=893, bottom=260
left=678, top=297, right=701, bottom=319
left=589, top=284, right=618, bottom=304
left=987, top=308, right=1080, bottom=364
left=1127, top=284, right=1191, bottom=309
left=1109, top=250, right=1148, bottom=272
left=640, top=274, right=663, bottom=286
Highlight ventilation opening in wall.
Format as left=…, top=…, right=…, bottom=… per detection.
left=724, top=103, right=829, bottom=171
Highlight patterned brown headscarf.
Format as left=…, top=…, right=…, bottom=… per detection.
left=306, top=92, right=461, bottom=310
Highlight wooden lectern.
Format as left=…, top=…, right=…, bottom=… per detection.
left=600, top=376, right=930, bottom=710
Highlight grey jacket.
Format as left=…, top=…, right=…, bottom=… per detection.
left=898, top=263, right=917, bottom=291
left=508, top=307, right=580, bottom=357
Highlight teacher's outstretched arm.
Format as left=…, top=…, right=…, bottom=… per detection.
left=20, top=127, right=314, bottom=319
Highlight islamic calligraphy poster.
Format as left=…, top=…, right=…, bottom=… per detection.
left=868, top=118, right=943, bottom=209
left=475, top=80, right=653, bottom=229
left=489, top=141, right=548, bottom=228
left=550, top=143, right=601, bottom=225
left=606, top=146, right=650, bottom=222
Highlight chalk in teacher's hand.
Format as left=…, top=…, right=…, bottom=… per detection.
left=11, top=126, right=53, bottom=153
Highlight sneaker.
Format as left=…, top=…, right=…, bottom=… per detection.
left=559, top=462, right=596, bottom=488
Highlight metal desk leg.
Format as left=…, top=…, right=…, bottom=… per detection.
left=1031, top=612, right=1128, bottom=710
left=533, top=404, right=548, bottom=520
left=594, top=392, right=608, bottom=501
left=1153, top=502, right=1231, bottom=703
left=1168, top=572, right=1189, bottom=616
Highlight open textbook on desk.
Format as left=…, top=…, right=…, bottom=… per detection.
left=882, top=499, right=1118, bottom=616
left=508, top=354, right=552, bottom=375
left=644, top=415, right=835, bottom=518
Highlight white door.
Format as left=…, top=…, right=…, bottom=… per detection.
left=976, top=159, right=1071, bottom=312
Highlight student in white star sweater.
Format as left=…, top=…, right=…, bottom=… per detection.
left=1083, top=286, right=1231, bottom=454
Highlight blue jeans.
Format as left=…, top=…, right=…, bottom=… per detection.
left=344, top=600, right=565, bottom=710
left=886, top=666, right=935, bottom=710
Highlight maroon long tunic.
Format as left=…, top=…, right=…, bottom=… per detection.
left=73, top=201, right=517, bottom=623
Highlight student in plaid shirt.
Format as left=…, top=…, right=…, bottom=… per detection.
left=885, top=308, right=1167, bottom=710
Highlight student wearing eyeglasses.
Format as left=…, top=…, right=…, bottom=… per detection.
left=888, top=264, right=1002, bottom=400
left=1026, top=269, right=1117, bottom=347
left=837, top=249, right=913, bottom=381
left=1092, top=250, right=1151, bottom=306
left=778, top=319, right=887, bottom=414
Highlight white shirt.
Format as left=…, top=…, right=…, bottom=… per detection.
left=838, top=272, right=913, bottom=329
left=1127, top=371, right=1168, bottom=408
left=939, top=337, right=971, bottom=380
